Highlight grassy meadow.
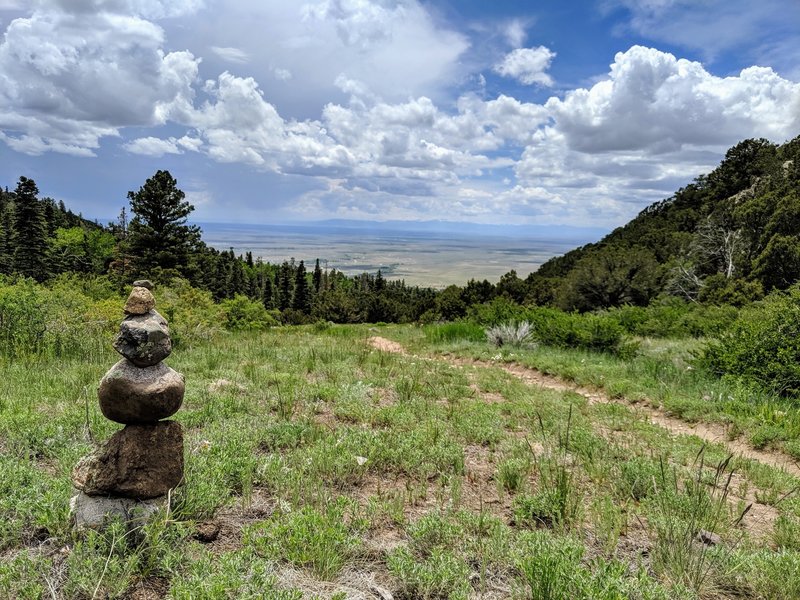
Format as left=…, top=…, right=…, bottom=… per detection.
left=2, top=320, right=800, bottom=599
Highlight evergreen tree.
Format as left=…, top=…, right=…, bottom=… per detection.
left=277, top=261, right=292, bottom=310
left=12, top=176, right=50, bottom=281
left=293, top=260, right=310, bottom=312
left=0, top=199, right=14, bottom=275
left=127, top=170, right=201, bottom=273
left=262, top=272, right=274, bottom=309
left=375, top=269, right=385, bottom=292
left=312, top=258, right=322, bottom=292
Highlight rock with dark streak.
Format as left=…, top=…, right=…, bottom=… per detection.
left=113, top=310, right=171, bottom=367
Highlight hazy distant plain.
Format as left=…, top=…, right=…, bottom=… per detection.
left=201, top=222, right=590, bottom=288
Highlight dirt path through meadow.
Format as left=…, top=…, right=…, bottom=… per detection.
left=367, top=336, right=800, bottom=478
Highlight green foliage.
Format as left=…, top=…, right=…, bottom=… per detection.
left=0, top=277, right=114, bottom=360
left=127, top=170, right=201, bottom=273
left=387, top=546, right=471, bottom=600
left=609, top=299, right=739, bottom=338
left=221, top=294, right=278, bottom=331
left=557, top=245, right=662, bottom=311
left=525, top=308, right=632, bottom=356
left=424, top=322, right=486, bottom=344
left=12, top=177, right=49, bottom=282
left=246, top=499, right=363, bottom=579
left=702, top=285, right=800, bottom=394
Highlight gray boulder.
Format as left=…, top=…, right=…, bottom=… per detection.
left=113, top=310, right=171, bottom=367
left=98, top=359, right=184, bottom=424
left=70, top=491, right=167, bottom=532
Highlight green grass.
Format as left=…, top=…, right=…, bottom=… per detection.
left=1, top=323, right=799, bottom=598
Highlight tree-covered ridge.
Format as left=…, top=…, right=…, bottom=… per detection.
left=0, top=178, right=106, bottom=280
left=0, top=170, right=439, bottom=324
left=525, top=135, right=800, bottom=310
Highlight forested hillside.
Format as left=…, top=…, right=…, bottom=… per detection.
left=523, top=136, right=800, bottom=310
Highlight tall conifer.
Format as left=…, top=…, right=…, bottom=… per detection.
left=12, top=176, right=49, bottom=281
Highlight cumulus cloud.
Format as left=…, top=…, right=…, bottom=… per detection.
left=494, top=46, right=556, bottom=86
left=168, top=0, right=470, bottom=115
left=544, top=45, right=800, bottom=153
left=1, top=0, right=799, bottom=228
left=37, top=0, right=205, bottom=19
left=511, top=45, right=800, bottom=225
left=123, top=136, right=182, bottom=156
left=0, top=6, right=199, bottom=154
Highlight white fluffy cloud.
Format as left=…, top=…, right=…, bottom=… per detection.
left=1, top=0, right=799, bottom=227
left=124, top=136, right=182, bottom=156
left=37, top=0, right=204, bottom=19
left=512, top=46, right=800, bottom=224
left=0, top=6, right=199, bottom=154
left=544, top=46, right=800, bottom=153
left=494, top=46, right=556, bottom=86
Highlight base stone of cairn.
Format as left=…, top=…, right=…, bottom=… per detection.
left=70, top=281, right=185, bottom=531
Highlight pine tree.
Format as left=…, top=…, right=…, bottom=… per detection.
left=312, top=258, right=322, bottom=292
left=0, top=199, right=14, bottom=275
left=277, top=261, right=292, bottom=310
left=293, top=260, right=310, bottom=312
left=127, top=170, right=201, bottom=273
left=12, top=176, right=50, bottom=281
left=262, top=273, right=274, bottom=309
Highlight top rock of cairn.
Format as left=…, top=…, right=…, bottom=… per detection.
left=125, top=286, right=156, bottom=315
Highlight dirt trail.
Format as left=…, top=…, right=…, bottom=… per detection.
left=367, top=337, right=800, bottom=479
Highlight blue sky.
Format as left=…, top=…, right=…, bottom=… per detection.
left=0, top=0, right=798, bottom=229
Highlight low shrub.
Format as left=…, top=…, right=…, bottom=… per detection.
left=701, top=285, right=800, bottom=395
left=424, top=322, right=486, bottom=344
left=221, top=294, right=278, bottom=331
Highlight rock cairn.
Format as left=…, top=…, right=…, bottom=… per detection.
left=71, top=280, right=185, bottom=530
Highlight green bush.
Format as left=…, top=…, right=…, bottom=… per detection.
left=702, top=285, right=800, bottom=395
left=423, top=322, right=486, bottom=343
left=221, top=295, right=278, bottom=331
left=0, top=277, right=113, bottom=360
left=525, top=308, right=633, bottom=356
left=609, top=299, right=738, bottom=338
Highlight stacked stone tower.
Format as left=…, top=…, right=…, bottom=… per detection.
left=71, top=281, right=185, bottom=529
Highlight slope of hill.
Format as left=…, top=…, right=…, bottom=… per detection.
left=525, top=136, right=800, bottom=310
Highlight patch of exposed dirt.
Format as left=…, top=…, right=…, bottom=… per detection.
left=123, top=577, right=169, bottom=600
left=274, top=564, right=396, bottom=600
left=366, top=337, right=800, bottom=479
left=367, top=337, right=408, bottom=355
left=201, top=488, right=277, bottom=554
